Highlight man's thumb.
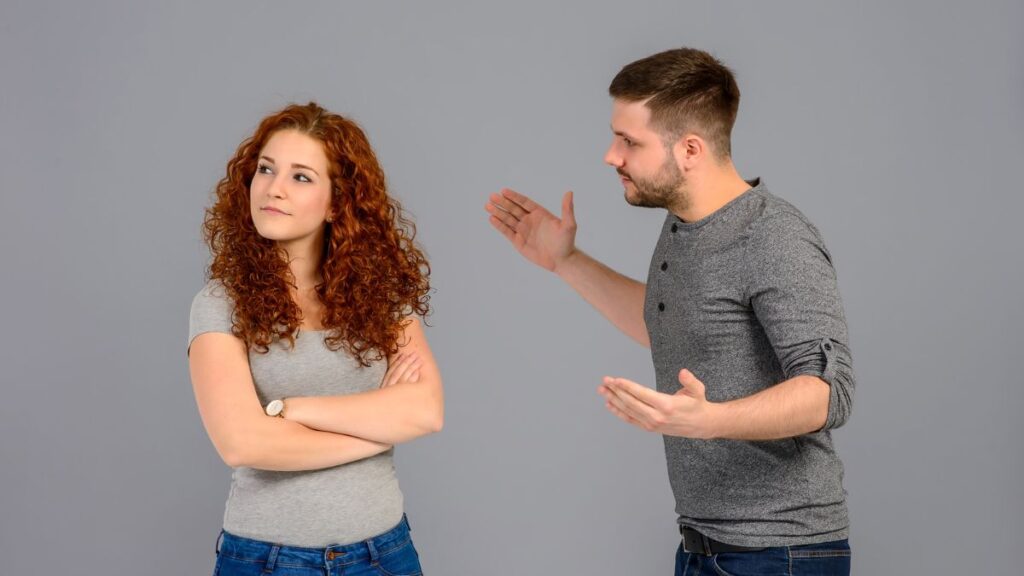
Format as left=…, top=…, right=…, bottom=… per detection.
left=677, top=369, right=705, bottom=398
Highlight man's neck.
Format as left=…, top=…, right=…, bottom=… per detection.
left=673, top=163, right=752, bottom=223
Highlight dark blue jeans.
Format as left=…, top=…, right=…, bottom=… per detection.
left=675, top=538, right=850, bottom=576
left=213, top=515, right=422, bottom=576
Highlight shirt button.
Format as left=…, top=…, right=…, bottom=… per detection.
left=660, top=261, right=668, bottom=271
left=823, top=342, right=833, bottom=351
left=671, top=223, right=678, bottom=233
left=658, top=302, right=665, bottom=311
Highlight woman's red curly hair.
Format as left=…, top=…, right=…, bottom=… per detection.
left=202, top=102, right=430, bottom=366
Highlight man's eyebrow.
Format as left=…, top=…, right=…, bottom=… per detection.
left=611, top=126, right=637, bottom=139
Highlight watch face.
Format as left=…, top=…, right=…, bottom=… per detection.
left=266, top=399, right=284, bottom=416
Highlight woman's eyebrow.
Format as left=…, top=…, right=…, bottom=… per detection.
left=259, top=155, right=320, bottom=177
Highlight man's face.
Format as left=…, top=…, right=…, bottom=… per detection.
left=604, top=99, right=685, bottom=210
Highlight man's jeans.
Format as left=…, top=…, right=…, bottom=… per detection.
left=675, top=538, right=851, bottom=576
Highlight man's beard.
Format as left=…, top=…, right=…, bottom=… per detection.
left=620, top=156, right=688, bottom=211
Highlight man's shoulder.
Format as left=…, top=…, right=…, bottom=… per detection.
left=746, top=189, right=823, bottom=244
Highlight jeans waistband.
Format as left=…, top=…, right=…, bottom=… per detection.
left=216, top=514, right=412, bottom=569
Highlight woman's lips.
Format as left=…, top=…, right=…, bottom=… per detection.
left=261, top=206, right=289, bottom=215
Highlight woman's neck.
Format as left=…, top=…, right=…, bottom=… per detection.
left=277, top=236, right=323, bottom=290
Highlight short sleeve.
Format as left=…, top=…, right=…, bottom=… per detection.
left=188, top=280, right=236, bottom=353
left=744, top=210, right=856, bottom=431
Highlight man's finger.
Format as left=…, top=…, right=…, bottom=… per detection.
left=676, top=369, right=707, bottom=399
left=488, top=215, right=518, bottom=243
left=605, top=399, right=643, bottom=428
left=601, top=381, right=655, bottom=425
left=561, top=191, right=576, bottom=227
left=604, top=378, right=664, bottom=424
left=491, top=192, right=529, bottom=220
left=486, top=202, right=521, bottom=230
left=500, top=188, right=539, bottom=213
left=607, top=377, right=669, bottom=411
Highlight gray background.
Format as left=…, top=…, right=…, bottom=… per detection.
left=1, top=1, right=1021, bottom=574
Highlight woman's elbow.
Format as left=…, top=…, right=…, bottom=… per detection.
left=426, top=411, right=444, bottom=434
left=413, top=400, right=444, bottom=437
left=214, top=430, right=261, bottom=468
left=422, top=382, right=444, bottom=434
left=217, top=441, right=248, bottom=468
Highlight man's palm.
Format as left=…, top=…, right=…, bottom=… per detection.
left=486, top=188, right=577, bottom=272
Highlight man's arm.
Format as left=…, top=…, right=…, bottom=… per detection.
left=189, top=333, right=392, bottom=472
left=281, top=317, right=444, bottom=445
left=599, top=211, right=855, bottom=440
left=744, top=212, right=856, bottom=432
left=486, top=188, right=649, bottom=347
left=599, top=370, right=829, bottom=440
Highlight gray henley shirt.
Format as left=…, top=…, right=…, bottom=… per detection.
left=644, top=178, right=855, bottom=547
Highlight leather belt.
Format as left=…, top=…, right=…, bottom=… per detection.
left=680, top=526, right=766, bottom=555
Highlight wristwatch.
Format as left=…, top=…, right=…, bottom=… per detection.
left=265, top=399, right=286, bottom=418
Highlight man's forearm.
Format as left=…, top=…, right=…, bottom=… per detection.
left=555, top=250, right=649, bottom=347
left=284, top=382, right=444, bottom=445
left=709, top=375, right=831, bottom=441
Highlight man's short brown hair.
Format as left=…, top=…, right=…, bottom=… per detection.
left=609, top=47, right=740, bottom=160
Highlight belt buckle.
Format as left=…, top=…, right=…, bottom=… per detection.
left=699, top=533, right=712, bottom=556
left=681, top=527, right=712, bottom=556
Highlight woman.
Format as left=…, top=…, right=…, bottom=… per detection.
left=188, top=102, right=441, bottom=576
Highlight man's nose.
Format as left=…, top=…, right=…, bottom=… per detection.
left=604, top=144, right=623, bottom=168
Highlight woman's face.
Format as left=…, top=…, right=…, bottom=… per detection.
left=249, top=129, right=333, bottom=246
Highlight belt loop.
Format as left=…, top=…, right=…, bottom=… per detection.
left=215, top=531, right=224, bottom=556
left=403, top=513, right=411, bottom=532
left=701, top=533, right=712, bottom=556
left=366, top=538, right=380, bottom=564
left=263, top=544, right=280, bottom=573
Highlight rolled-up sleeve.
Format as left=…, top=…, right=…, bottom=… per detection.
left=744, top=211, right=855, bottom=430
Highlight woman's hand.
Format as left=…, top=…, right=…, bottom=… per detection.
left=381, top=351, right=422, bottom=388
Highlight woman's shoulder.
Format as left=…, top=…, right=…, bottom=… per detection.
left=188, top=279, right=235, bottom=346
left=191, top=278, right=233, bottom=311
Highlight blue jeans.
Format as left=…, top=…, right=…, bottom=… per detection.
left=675, top=538, right=850, bottom=576
left=213, top=515, right=422, bottom=576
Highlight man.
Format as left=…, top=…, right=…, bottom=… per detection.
left=485, top=47, right=855, bottom=575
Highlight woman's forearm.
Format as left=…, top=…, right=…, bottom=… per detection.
left=283, top=380, right=444, bottom=445
left=223, top=416, right=392, bottom=472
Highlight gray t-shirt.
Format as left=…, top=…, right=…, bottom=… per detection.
left=188, top=280, right=404, bottom=547
left=644, top=179, right=855, bottom=547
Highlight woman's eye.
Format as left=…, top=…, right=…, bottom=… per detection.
left=294, top=173, right=312, bottom=183
left=257, top=163, right=273, bottom=174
